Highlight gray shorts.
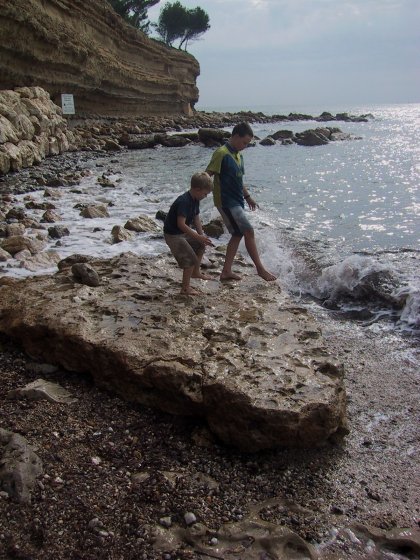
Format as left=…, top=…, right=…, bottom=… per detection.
left=218, top=205, right=252, bottom=237
left=164, top=233, right=203, bottom=269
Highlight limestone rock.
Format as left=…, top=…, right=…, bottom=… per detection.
left=15, top=250, right=61, bottom=272
left=0, top=428, right=43, bottom=503
left=1, top=235, right=46, bottom=256
left=0, top=1, right=199, bottom=119
left=7, top=379, right=77, bottom=403
left=48, top=225, right=70, bottom=239
left=0, top=247, right=11, bottom=261
left=71, top=262, right=100, bottom=287
left=41, top=209, right=62, bottom=223
left=124, top=216, right=160, bottom=233
left=0, top=253, right=347, bottom=451
left=6, top=223, right=25, bottom=237
left=80, top=204, right=110, bottom=219
left=111, top=225, right=134, bottom=243
left=260, top=136, right=277, bottom=146
left=202, top=218, right=224, bottom=239
left=294, top=130, right=330, bottom=146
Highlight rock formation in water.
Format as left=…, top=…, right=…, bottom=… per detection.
left=0, top=0, right=199, bottom=117
left=0, top=252, right=348, bottom=452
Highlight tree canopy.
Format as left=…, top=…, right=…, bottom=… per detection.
left=155, top=2, right=210, bottom=49
left=107, top=0, right=160, bottom=33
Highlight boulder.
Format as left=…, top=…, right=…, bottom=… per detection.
left=80, top=204, right=110, bottom=218
left=0, top=247, right=11, bottom=261
left=1, top=235, right=46, bottom=256
left=154, top=134, right=190, bottom=147
left=72, top=262, right=100, bottom=287
left=203, top=218, right=224, bottom=239
left=271, top=130, right=294, bottom=140
left=41, top=209, right=62, bottom=223
left=14, top=250, right=61, bottom=272
left=111, top=225, right=134, bottom=243
left=294, top=129, right=330, bottom=146
left=0, top=253, right=348, bottom=451
left=124, top=215, right=160, bottom=233
left=6, top=223, right=26, bottom=237
left=0, top=428, right=43, bottom=503
left=198, top=128, right=230, bottom=147
left=260, top=136, right=277, bottom=146
left=48, top=225, right=70, bottom=239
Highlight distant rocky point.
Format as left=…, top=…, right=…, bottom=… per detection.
left=0, top=86, right=371, bottom=176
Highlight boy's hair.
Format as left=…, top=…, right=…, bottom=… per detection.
left=191, top=171, right=212, bottom=191
left=232, top=121, right=254, bottom=138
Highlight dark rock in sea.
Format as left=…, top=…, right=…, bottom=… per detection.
left=259, top=136, right=277, bottom=146
left=48, top=225, right=70, bottom=239
left=294, top=130, right=330, bottom=146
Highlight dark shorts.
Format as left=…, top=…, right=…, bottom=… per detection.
left=164, top=233, right=202, bottom=269
left=218, top=205, right=252, bottom=237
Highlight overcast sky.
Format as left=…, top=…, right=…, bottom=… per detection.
left=147, top=0, right=419, bottom=111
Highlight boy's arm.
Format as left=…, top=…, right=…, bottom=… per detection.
left=177, top=216, right=213, bottom=246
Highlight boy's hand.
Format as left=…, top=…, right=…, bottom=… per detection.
left=199, top=234, right=214, bottom=247
left=246, top=196, right=259, bottom=211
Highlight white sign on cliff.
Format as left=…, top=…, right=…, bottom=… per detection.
left=61, top=94, right=75, bottom=115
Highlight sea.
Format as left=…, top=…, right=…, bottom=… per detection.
left=3, top=103, right=420, bottom=340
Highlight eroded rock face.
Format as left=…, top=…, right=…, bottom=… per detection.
left=0, top=0, right=199, bottom=118
left=0, top=253, right=347, bottom=451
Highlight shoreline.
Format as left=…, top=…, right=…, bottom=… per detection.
left=1, top=105, right=419, bottom=558
left=0, top=277, right=419, bottom=558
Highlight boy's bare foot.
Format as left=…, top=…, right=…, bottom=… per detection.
left=257, top=269, right=277, bottom=282
left=180, top=286, right=202, bottom=295
left=220, top=272, right=242, bottom=281
left=192, top=272, right=212, bottom=280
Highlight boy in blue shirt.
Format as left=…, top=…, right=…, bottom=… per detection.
left=164, top=172, right=214, bottom=295
left=206, top=121, right=276, bottom=282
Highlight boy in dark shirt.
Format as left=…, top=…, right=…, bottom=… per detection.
left=164, top=172, right=214, bottom=295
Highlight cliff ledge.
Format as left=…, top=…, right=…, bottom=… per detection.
left=0, top=0, right=200, bottom=117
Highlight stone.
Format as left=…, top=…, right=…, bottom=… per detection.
left=271, top=130, right=294, bottom=140
left=71, top=262, right=100, bottom=287
left=0, top=149, right=11, bottom=174
left=7, top=379, right=77, bottom=403
left=48, top=225, right=70, bottom=239
left=202, top=218, right=224, bottom=239
left=124, top=216, right=160, bottom=233
left=1, top=235, right=46, bottom=256
left=80, top=204, right=110, bottom=218
left=6, top=223, right=26, bottom=237
left=0, top=247, right=11, bottom=261
left=57, top=254, right=91, bottom=271
left=294, top=129, right=330, bottom=146
left=41, top=209, right=62, bottom=223
left=0, top=428, right=43, bottom=503
left=260, top=136, right=277, bottom=146
left=0, top=253, right=347, bottom=451
left=14, top=250, right=61, bottom=272
left=198, top=128, right=230, bottom=147
left=111, top=225, right=134, bottom=243
left=0, top=115, right=19, bottom=143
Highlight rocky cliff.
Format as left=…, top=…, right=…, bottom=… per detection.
left=0, top=0, right=200, bottom=117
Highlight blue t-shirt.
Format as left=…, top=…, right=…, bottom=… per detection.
left=206, top=142, right=245, bottom=208
left=163, top=191, right=199, bottom=235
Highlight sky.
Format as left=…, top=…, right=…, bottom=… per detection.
left=147, top=0, right=420, bottom=111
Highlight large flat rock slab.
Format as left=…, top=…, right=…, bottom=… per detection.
left=0, top=253, right=347, bottom=451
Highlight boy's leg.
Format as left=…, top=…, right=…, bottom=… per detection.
left=243, top=229, right=277, bottom=281
left=181, top=265, right=200, bottom=294
left=191, top=245, right=212, bottom=280
left=221, top=235, right=242, bottom=280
